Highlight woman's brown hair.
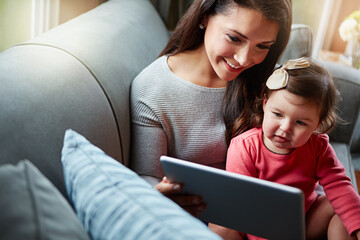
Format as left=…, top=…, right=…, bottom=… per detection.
left=159, top=0, right=292, bottom=145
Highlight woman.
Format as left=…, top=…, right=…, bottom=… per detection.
left=130, top=0, right=292, bottom=217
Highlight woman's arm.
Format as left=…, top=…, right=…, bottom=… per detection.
left=130, top=72, right=206, bottom=216
left=130, top=123, right=167, bottom=183
left=130, top=123, right=206, bottom=216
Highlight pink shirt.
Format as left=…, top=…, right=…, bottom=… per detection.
left=226, top=127, right=360, bottom=238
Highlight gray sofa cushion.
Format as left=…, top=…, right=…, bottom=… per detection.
left=0, top=160, right=90, bottom=240
left=0, top=45, right=119, bottom=196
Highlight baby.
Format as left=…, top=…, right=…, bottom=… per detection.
left=226, top=58, right=360, bottom=240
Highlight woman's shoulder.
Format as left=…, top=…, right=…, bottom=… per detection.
left=132, top=56, right=168, bottom=87
left=130, top=56, right=175, bottom=102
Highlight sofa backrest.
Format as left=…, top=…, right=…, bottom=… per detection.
left=0, top=0, right=169, bottom=196
left=324, top=62, right=360, bottom=151
left=278, top=24, right=313, bottom=65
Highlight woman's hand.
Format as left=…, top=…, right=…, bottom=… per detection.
left=155, top=177, right=206, bottom=217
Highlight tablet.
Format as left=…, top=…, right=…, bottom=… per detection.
left=160, top=156, right=305, bottom=240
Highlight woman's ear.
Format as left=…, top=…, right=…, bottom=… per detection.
left=202, top=15, right=209, bottom=28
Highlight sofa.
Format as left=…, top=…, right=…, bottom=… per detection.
left=0, top=0, right=359, bottom=239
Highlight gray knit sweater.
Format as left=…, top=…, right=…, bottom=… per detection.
left=130, top=56, right=227, bottom=185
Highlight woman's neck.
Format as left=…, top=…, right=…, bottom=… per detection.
left=167, top=45, right=227, bottom=88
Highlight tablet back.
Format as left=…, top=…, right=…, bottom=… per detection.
left=160, top=156, right=305, bottom=240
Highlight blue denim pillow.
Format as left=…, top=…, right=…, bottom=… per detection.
left=61, top=129, right=221, bottom=240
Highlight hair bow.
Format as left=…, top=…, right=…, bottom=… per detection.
left=266, top=57, right=310, bottom=90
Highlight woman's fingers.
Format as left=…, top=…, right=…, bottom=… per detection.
left=183, top=203, right=207, bottom=217
left=154, top=177, right=182, bottom=195
left=170, top=194, right=206, bottom=217
left=154, top=177, right=207, bottom=216
left=170, top=194, right=202, bottom=207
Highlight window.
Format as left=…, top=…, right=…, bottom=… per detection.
left=293, top=0, right=360, bottom=60
left=293, top=0, right=329, bottom=57
left=31, top=0, right=60, bottom=39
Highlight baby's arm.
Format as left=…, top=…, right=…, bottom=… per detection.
left=316, top=135, right=360, bottom=236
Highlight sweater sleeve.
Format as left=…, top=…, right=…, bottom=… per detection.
left=129, top=63, right=167, bottom=185
left=130, top=119, right=167, bottom=185
left=316, top=135, right=360, bottom=235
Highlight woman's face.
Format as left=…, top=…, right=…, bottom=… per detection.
left=203, top=6, right=279, bottom=82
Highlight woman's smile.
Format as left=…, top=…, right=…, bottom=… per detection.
left=223, top=58, right=242, bottom=72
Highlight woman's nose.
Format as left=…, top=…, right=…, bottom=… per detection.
left=234, top=46, right=253, bottom=68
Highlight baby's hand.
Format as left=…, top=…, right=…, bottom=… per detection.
left=353, top=229, right=360, bottom=240
left=355, top=229, right=360, bottom=240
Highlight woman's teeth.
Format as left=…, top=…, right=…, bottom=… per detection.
left=225, top=59, right=240, bottom=69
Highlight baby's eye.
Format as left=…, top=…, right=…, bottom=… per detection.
left=296, top=121, right=307, bottom=126
left=226, top=34, right=240, bottom=42
left=272, top=112, right=282, bottom=117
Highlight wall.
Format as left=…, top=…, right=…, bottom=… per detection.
left=0, top=0, right=32, bottom=52
left=0, top=0, right=106, bottom=53
left=59, top=0, right=106, bottom=25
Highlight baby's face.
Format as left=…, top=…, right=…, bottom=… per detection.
left=262, top=89, right=320, bottom=154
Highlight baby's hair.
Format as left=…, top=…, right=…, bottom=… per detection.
left=253, top=58, right=340, bottom=134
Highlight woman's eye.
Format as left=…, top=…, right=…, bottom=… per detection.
left=257, top=44, right=271, bottom=50
left=227, top=34, right=240, bottom=42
